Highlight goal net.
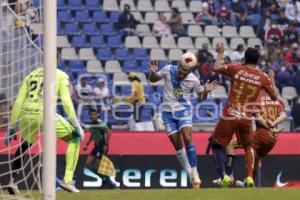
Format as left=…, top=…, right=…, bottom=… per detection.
left=0, top=0, right=43, bottom=199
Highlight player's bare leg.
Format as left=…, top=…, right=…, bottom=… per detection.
left=168, top=133, right=194, bottom=186
left=181, top=127, right=201, bottom=188
left=244, top=146, right=255, bottom=187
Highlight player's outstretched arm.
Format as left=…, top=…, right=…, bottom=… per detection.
left=58, top=73, right=84, bottom=140
left=196, top=80, right=219, bottom=100
left=149, top=61, right=161, bottom=83
left=254, top=113, right=269, bottom=129
left=267, top=111, right=287, bottom=128
left=213, top=43, right=225, bottom=73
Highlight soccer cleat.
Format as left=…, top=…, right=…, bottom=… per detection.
left=220, top=175, right=231, bottom=188
left=235, top=180, right=245, bottom=187
left=191, top=171, right=201, bottom=189
left=212, top=178, right=222, bottom=186
left=7, top=180, right=20, bottom=195
left=59, top=181, right=80, bottom=193
left=245, top=176, right=255, bottom=188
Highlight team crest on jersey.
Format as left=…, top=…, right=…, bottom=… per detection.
left=173, top=88, right=183, bottom=98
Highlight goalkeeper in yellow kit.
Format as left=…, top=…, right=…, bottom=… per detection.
left=5, top=67, right=84, bottom=193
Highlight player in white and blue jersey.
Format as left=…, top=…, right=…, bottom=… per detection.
left=149, top=52, right=218, bottom=188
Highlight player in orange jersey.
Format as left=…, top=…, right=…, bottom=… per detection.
left=211, top=43, right=277, bottom=187
left=223, top=89, right=286, bottom=187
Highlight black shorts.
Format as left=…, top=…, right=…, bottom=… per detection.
left=90, top=144, right=105, bottom=158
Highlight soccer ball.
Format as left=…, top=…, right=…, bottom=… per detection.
left=180, top=52, right=197, bottom=70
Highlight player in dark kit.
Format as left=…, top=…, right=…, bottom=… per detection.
left=83, top=109, right=118, bottom=188
left=211, top=43, right=277, bottom=187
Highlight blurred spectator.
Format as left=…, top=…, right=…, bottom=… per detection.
left=284, top=42, right=300, bottom=68
left=291, top=97, right=300, bottom=131
left=276, top=66, right=292, bottom=90
left=285, top=0, right=300, bottom=23
left=167, top=7, right=187, bottom=36
left=290, top=65, right=300, bottom=93
left=282, top=23, right=299, bottom=46
left=257, top=10, right=272, bottom=40
left=247, top=0, right=260, bottom=15
left=153, top=12, right=171, bottom=37
left=122, top=72, right=146, bottom=105
left=265, top=21, right=283, bottom=45
left=117, top=4, right=139, bottom=40
left=216, top=3, right=231, bottom=26
left=94, top=78, right=110, bottom=100
left=259, top=55, right=272, bottom=72
left=199, top=54, right=214, bottom=82
left=230, top=0, right=248, bottom=27
left=272, top=53, right=293, bottom=73
left=195, top=0, right=218, bottom=25
left=76, top=77, right=97, bottom=110
left=230, top=44, right=245, bottom=63
left=261, top=0, right=280, bottom=14
left=276, top=10, right=289, bottom=30
left=197, top=43, right=213, bottom=64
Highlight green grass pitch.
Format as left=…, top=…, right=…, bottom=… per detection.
left=29, top=188, right=300, bottom=200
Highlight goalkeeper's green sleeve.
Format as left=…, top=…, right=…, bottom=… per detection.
left=57, top=71, right=80, bottom=127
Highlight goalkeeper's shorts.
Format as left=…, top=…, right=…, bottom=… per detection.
left=20, top=114, right=75, bottom=144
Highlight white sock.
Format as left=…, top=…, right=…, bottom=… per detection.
left=176, top=148, right=192, bottom=178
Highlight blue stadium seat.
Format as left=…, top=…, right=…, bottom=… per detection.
left=119, top=85, right=132, bottom=96
left=140, top=60, right=150, bottom=74
left=113, top=104, right=134, bottom=119
left=100, top=24, right=117, bottom=36
left=83, top=23, right=99, bottom=36
left=71, top=36, right=90, bottom=48
left=75, top=10, right=91, bottom=23
left=110, top=11, right=121, bottom=23
left=67, top=0, right=85, bottom=10
left=90, top=36, right=107, bottom=48
left=137, top=105, right=154, bottom=122
left=80, top=106, right=92, bottom=124
left=248, top=14, right=261, bottom=26
left=114, top=48, right=131, bottom=61
left=132, top=48, right=149, bottom=61
left=96, top=48, right=113, bottom=61
left=93, top=11, right=110, bottom=24
left=158, top=60, right=171, bottom=69
left=64, top=23, right=81, bottom=35
left=57, top=23, right=64, bottom=35
left=86, top=0, right=102, bottom=11
left=58, top=10, right=73, bottom=23
left=144, top=85, right=153, bottom=95
left=122, top=60, right=139, bottom=73
left=107, top=36, right=124, bottom=48
left=32, top=0, right=41, bottom=7
left=193, top=99, right=219, bottom=123
left=271, top=14, right=278, bottom=21
left=68, top=60, right=84, bottom=72
left=57, top=0, right=67, bottom=10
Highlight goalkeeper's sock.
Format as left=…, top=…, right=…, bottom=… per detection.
left=212, top=142, right=226, bottom=179
left=176, top=148, right=191, bottom=178
left=12, top=141, right=31, bottom=179
left=186, top=143, right=197, bottom=168
left=245, top=146, right=254, bottom=178
left=64, top=137, right=80, bottom=184
left=225, top=154, right=236, bottom=177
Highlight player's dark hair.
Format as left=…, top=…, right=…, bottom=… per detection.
left=244, top=47, right=260, bottom=65
left=89, top=109, right=98, bottom=114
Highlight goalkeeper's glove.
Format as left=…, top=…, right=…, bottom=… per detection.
left=74, top=126, right=84, bottom=141
left=5, top=128, right=16, bottom=146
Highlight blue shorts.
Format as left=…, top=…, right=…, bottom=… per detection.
left=162, top=109, right=193, bottom=136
